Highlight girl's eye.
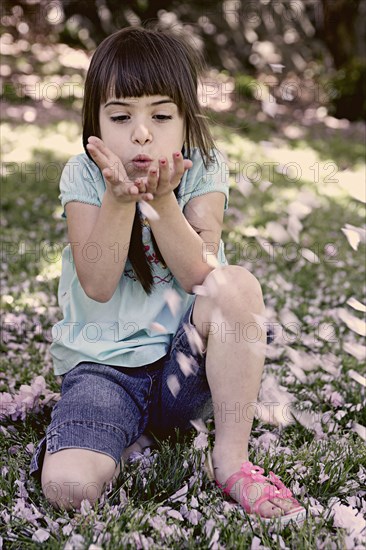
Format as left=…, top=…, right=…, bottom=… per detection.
left=110, top=114, right=173, bottom=123
left=110, top=115, right=129, bottom=122
left=154, top=115, right=173, bottom=121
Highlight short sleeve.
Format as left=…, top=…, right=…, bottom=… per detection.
left=179, top=148, right=230, bottom=211
left=58, top=154, right=103, bottom=219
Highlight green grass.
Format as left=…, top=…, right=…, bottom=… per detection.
left=1, top=113, right=365, bottom=549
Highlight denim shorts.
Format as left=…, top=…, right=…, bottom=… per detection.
left=30, top=300, right=274, bottom=482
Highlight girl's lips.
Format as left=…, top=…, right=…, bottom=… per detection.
left=132, top=160, right=153, bottom=171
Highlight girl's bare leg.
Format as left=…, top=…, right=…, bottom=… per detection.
left=192, top=266, right=297, bottom=518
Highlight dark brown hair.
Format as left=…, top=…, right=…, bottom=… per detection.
left=82, top=25, right=216, bottom=294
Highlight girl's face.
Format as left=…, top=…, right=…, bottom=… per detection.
left=99, top=94, right=186, bottom=179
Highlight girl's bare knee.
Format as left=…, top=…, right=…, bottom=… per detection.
left=41, top=448, right=118, bottom=511
left=204, top=265, right=264, bottom=311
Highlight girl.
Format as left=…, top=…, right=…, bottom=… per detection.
left=30, top=26, right=306, bottom=525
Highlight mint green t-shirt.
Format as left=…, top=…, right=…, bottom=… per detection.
left=50, top=148, right=230, bottom=375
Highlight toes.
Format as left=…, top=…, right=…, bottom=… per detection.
left=270, top=497, right=297, bottom=513
left=259, top=497, right=297, bottom=518
left=259, top=501, right=282, bottom=518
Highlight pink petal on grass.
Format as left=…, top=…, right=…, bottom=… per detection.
left=284, top=346, right=319, bottom=372
left=343, top=342, right=366, bottom=362
left=255, top=432, right=279, bottom=452
left=288, top=362, right=308, bottom=383
left=301, top=248, right=320, bottom=263
left=319, top=470, right=330, bottom=484
left=192, top=431, right=208, bottom=449
left=279, top=308, right=302, bottom=334
left=80, top=499, right=92, bottom=516
left=139, top=200, right=160, bottom=220
left=329, top=391, right=344, bottom=407
left=258, top=374, right=297, bottom=427
left=25, top=443, right=35, bottom=455
left=308, top=497, right=325, bottom=517
left=316, top=322, right=338, bottom=343
left=347, top=369, right=366, bottom=387
left=346, top=297, right=366, bottom=312
left=41, top=393, right=60, bottom=406
left=287, top=215, right=303, bottom=244
left=166, top=509, right=184, bottom=521
left=62, top=524, right=73, bottom=536
left=338, top=308, right=366, bottom=336
left=186, top=509, right=202, bottom=525
left=13, top=498, right=42, bottom=524
left=255, top=236, right=278, bottom=259
left=351, top=422, right=366, bottom=441
left=331, top=501, right=366, bottom=535
left=149, top=322, right=167, bottom=333
left=168, top=484, right=188, bottom=503
left=251, top=536, right=265, bottom=550
left=205, top=519, right=220, bottom=545
left=31, top=375, right=47, bottom=396
left=290, top=408, right=326, bottom=438
left=166, top=374, right=180, bottom=398
left=320, top=353, right=342, bottom=376
left=287, top=200, right=312, bottom=219
left=32, top=529, right=50, bottom=543
left=0, top=393, right=17, bottom=419
left=163, top=288, right=182, bottom=317
left=265, top=221, right=290, bottom=244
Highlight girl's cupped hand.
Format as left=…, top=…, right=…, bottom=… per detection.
left=86, top=136, right=155, bottom=203
left=137, top=152, right=193, bottom=199
left=86, top=137, right=193, bottom=203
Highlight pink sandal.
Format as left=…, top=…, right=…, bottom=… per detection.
left=205, top=452, right=307, bottom=526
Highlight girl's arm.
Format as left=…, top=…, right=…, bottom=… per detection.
left=149, top=191, right=225, bottom=293
left=144, top=151, right=227, bottom=293
left=66, top=137, right=154, bottom=303
left=65, top=196, right=135, bottom=303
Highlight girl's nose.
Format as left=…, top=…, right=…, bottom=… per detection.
left=131, top=123, right=152, bottom=145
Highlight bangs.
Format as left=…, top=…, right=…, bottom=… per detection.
left=83, top=26, right=215, bottom=169
left=99, top=33, right=195, bottom=112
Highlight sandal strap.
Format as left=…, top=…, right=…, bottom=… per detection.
left=252, top=485, right=278, bottom=515
left=216, top=461, right=295, bottom=515
left=217, top=461, right=268, bottom=496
